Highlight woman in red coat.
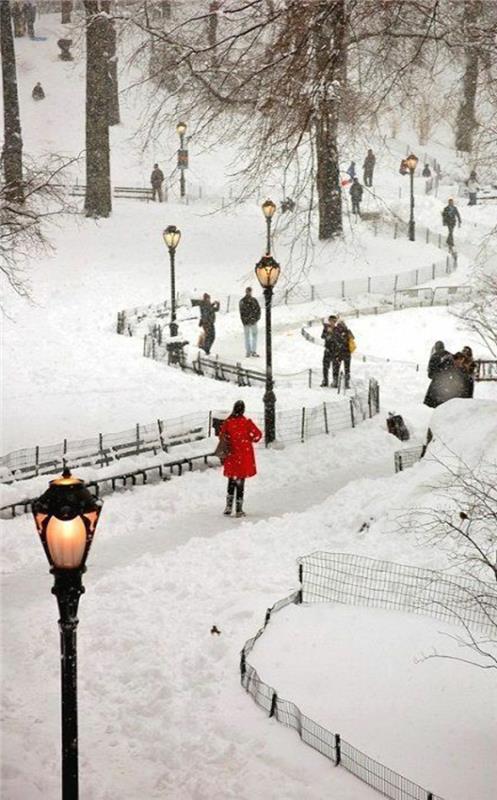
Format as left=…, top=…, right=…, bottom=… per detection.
left=218, top=400, right=262, bottom=517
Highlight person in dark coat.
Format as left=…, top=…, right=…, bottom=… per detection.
left=218, top=400, right=262, bottom=517
left=422, top=164, right=432, bottom=178
left=150, top=163, right=165, bottom=202
left=192, top=292, right=220, bottom=355
left=32, top=82, right=45, bottom=100
left=441, top=198, right=461, bottom=248
left=423, top=344, right=470, bottom=407
left=346, top=161, right=356, bottom=180
left=461, top=345, right=476, bottom=398
left=363, top=148, right=375, bottom=187
left=239, top=287, right=261, bottom=357
left=321, top=315, right=353, bottom=389
left=23, top=1, right=36, bottom=39
left=349, top=177, right=363, bottom=216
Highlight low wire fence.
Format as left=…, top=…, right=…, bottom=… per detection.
left=241, top=552, right=495, bottom=800
left=394, top=446, right=426, bottom=473
left=116, top=240, right=457, bottom=335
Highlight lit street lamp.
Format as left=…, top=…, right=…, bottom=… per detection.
left=176, top=121, right=188, bottom=199
left=255, top=254, right=281, bottom=445
left=261, top=199, right=276, bottom=254
left=163, top=225, right=181, bottom=337
left=32, top=469, right=103, bottom=800
left=405, top=152, right=418, bottom=241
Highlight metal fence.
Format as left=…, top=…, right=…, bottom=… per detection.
left=116, top=233, right=457, bottom=334
left=241, top=552, right=495, bottom=800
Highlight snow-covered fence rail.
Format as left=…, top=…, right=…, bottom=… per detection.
left=394, top=446, right=426, bottom=473
left=0, top=383, right=380, bottom=518
left=241, top=553, right=495, bottom=800
left=116, top=250, right=457, bottom=333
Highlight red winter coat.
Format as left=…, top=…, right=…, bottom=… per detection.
left=219, top=416, right=262, bottom=479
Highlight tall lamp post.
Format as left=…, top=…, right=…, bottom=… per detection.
left=255, top=254, right=281, bottom=446
left=32, top=469, right=103, bottom=800
left=176, top=121, right=188, bottom=199
left=163, top=225, right=181, bottom=337
left=405, top=152, right=418, bottom=241
left=261, top=199, right=276, bottom=254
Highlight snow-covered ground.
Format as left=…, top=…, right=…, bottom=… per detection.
left=2, top=11, right=497, bottom=800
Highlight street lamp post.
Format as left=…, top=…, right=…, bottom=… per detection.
left=255, top=254, right=281, bottom=446
left=176, top=121, right=188, bottom=199
left=163, top=225, right=181, bottom=337
left=261, top=199, right=276, bottom=254
left=32, top=469, right=103, bottom=800
left=405, top=153, right=418, bottom=242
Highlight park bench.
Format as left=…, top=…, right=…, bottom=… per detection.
left=113, top=186, right=154, bottom=201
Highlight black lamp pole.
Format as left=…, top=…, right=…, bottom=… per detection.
left=32, top=469, right=102, bottom=800
left=255, top=252, right=280, bottom=447
left=409, top=166, right=415, bottom=242
left=53, top=568, right=85, bottom=799
left=168, top=246, right=178, bottom=337
left=265, top=216, right=272, bottom=255
left=263, top=285, right=276, bottom=445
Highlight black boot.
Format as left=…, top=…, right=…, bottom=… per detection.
left=223, top=495, right=234, bottom=516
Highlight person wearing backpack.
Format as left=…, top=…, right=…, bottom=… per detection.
left=441, top=198, right=461, bottom=248
left=321, top=315, right=354, bottom=389
left=217, top=400, right=262, bottom=517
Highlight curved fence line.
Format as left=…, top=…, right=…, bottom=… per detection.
left=241, top=552, right=495, bottom=800
left=116, top=226, right=457, bottom=335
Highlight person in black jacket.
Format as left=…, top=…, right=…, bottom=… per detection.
left=239, top=287, right=261, bottom=357
left=321, top=315, right=353, bottom=389
left=363, top=148, right=375, bottom=186
left=424, top=341, right=457, bottom=407
left=150, top=163, right=165, bottom=202
left=349, top=177, right=363, bottom=216
left=32, top=82, right=45, bottom=100
left=192, top=293, right=220, bottom=355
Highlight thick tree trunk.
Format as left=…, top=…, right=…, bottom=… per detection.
left=455, top=0, right=481, bottom=152
left=1, top=1, right=24, bottom=204
left=314, top=1, right=347, bottom=240
left=101, top=0, right=120, bottom=126
left=84, top=1, right=112, bottom=218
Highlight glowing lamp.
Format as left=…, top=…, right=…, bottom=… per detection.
left=176, top=121, right=187, bottom=137
left=32, top=469, right=102, bottom=570
left=261, top=199, right=276, bottom=219
left=163, top=225, right=181, bottom=250
left=255, top=255, right=281, bottom=289
left=405, top=153, right=418, bottom=172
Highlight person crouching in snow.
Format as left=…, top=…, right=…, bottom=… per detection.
left=218, top=400, right=262, bottom=517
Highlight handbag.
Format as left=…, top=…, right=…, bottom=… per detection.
left=214, top=431, right=231, bottom=463
left=348, top=335, right=357, bottom=353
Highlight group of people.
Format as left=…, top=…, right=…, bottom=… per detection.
left=191, top=287, right=262, bottom=359
left=12, top=1, right=37, bottom=39
left=345, top=149, right=376, bottom=217
left=424, top=342, right=476, bottom=408
left=321, top=315, right=354, bottom=390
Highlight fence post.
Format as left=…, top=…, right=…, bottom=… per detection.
left=394, top=274, right=398, bottom=292
left=269, top=692, right=278, bottom=718
left=301, top=407, right=306, bottom=443
left=415, top=269, right=419, bottom=285
left=432, top=262, right=436, bottom=279
left=99, top=433, right=105, bottom=464
left=35, top=445, right=40, bottom=476
left=349, top=399, right=356, bottom=428
left=438, top=233, right=442, bottom=248
left=334, top=734, right=341, bottom=766
left=226, top=295, right=231, bottom=313
left=341, top=280, right=345, bottom=299
left=446, top=255, right=449, bottom=272
left=308, top=369, right=312, bottom=389
left=394, top=222, right=398, bottom=239
left=152, top=338, right=156, bottom=360
left=427, top=793, right=433, bottom=800
left=240, top=649, right=246, bottom=679
left=425, top=228, right=429, bottom=244
left=311, top=285, right=315, bottom=301
left=136, top=424, right=141, bottom=455
left=297, top=562, right=303, bottom=603
left=367, top=276, right=371, bottom=293
left=208, top=410, right=212, bottom=437
left=323, top=402, right=329, bottom=434
left=157, top=419, right=167, bottom=451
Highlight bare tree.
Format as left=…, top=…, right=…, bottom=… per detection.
left=454, top=270, right=497, bottom=358
left=1, top=0, right=24, bottom=205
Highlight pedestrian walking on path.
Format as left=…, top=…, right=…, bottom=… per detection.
left=217, top=401, right=262, bottom=517
left=441, top=198, right=461, bottom=248
left=363, top=148, right=376, bottom=187
left=150, top=163, right=165, bottom=202
left=192, top=293, right=220, bottom=355
left=321, top=315, right=354, bottom=389
left=239, top=287, right=261, bottom=357
left=349, top=177, right=363, bottom=216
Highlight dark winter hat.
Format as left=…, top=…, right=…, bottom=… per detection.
left=328, top=315, right=338, bottom=322
left=232, top=400, right=245, bottom=417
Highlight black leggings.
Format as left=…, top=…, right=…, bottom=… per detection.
left=227, top=478, right=245, bottom=505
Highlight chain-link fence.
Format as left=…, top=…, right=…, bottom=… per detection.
left=241, top=552, right=495, bottom=800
